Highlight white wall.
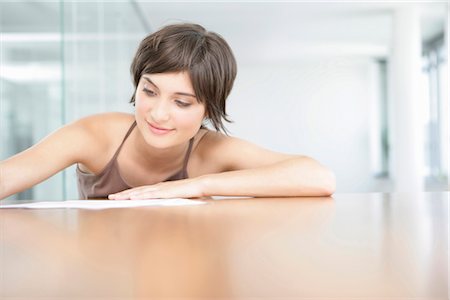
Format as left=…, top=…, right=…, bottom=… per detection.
left=227, top=58, right=390, bottom=193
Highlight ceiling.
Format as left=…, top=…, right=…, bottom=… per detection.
left=0, top=1, right=448, bottom=63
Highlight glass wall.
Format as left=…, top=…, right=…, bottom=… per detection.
left=422, top=33, right=449, bottom=190
left=61, top=1, right=145, bottom=199
left=1, top=2, right=64, bottom=200
left=1, top=1, right=145, bottom=200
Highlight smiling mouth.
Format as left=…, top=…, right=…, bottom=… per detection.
left=147, top=122, right=174, bottom=135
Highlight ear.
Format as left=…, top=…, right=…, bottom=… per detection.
left=201, top=113, right=210, bottom=129
left=130, top=91, right=137, bottom=106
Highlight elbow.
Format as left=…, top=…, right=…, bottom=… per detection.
left=320, top=170, right=336, bottom=196
left=298, top=156, right=336, bottom=197
left=307, top=166, right=335, bottom=197
left=294, top=169, right=336, bottom=197
left=321, top=170, right=336, bottom=197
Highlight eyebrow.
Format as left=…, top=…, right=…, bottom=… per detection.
left=142, top=76, right=197, bottom=98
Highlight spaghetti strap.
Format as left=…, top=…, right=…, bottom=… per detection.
left=110, top=121, right=137, bottom=162
left=181, top=137, right=195, bottom=172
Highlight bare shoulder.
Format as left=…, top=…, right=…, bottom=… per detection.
left=195, top=130, right=275, bottom=157
left=191, top=129, right=294, bottom=174
left=194, top=130, right=236, bottom=158
left=74, top=112, right=134, bottom=134
left=189, top=129, right=230, bottom=175
left=69, top=112, right=135, bottom=164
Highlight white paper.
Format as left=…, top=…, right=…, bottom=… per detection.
left=0, top=199, right=206, bottom=210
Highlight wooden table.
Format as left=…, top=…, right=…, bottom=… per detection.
left=1, top=192, right=448, bottom=299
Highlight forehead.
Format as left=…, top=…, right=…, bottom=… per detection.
left=141, top=71, right=194, bottom=93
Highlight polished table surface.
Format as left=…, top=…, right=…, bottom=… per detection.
left=0, top=192, right=448, bottom=299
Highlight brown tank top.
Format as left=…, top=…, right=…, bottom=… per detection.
left=76, top=121, right=194, bottom=199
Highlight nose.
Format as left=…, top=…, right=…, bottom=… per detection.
left=150, top=99, right=170, bottom=123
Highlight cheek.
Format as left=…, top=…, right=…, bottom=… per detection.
left=173, top=108, right=205, bottom=129
left=135, top=95, right=150, bottom=114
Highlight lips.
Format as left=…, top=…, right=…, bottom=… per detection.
left=147, top=121, right=174, bottom=135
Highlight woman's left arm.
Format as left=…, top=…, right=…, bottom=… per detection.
left=109, top=132, right=335, bottom=199
left=197, top=155, right=335, bottom=197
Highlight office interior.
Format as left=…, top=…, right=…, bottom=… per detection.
left=0, top=1, right=448, bottom=200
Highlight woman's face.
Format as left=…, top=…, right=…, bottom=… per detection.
left=134, top=71, right=206, bottom=149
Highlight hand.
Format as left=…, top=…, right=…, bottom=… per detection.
left=108, top=178, right=204, bottom=200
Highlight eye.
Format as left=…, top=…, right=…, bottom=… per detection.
left=143, top=88, right=156, bottom=96
left=175, top=100, right=191, bottom=108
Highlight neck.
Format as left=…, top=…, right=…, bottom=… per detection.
left=131, top=129, right=189, bottom=170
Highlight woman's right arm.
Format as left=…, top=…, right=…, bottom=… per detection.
left=0, top=118, right=98, bottom=199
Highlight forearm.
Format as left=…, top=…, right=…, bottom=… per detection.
left=0, top=161, right=16, bottom=200
left=0, top=165, right=6, bottom=200
left=198, top=157, right=335, bottom=197
left=0, top=160, right=33, bottom=200
left=0, top=152, right=67, bottom=200
left=109, top=157, right=335, bottom=200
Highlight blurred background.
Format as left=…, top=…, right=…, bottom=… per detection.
left=0, top=0, right=448, bottom=200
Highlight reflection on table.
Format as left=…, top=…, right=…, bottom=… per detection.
left=0, top=192, right=448, bottom=299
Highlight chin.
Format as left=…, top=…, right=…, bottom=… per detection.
left=143, top=135, right=176, bottom=149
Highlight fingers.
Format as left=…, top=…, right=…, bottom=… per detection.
left=108, top=186, right=158, bottom=200
left=107, top=179, right=199, bottom=200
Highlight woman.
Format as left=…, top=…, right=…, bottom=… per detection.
left=0, top=23, right=335, bottom=200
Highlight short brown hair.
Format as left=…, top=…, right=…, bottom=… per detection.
left=130, top=23, right=237, bottom=133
